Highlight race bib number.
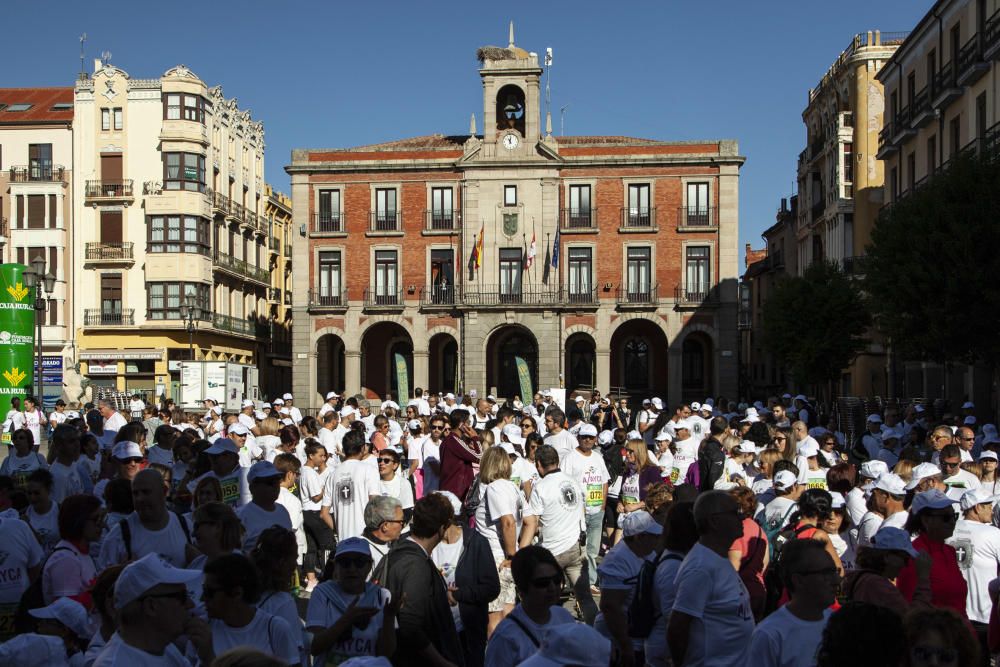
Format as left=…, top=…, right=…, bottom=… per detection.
left=807, top=478, right=828, bottom=490
left=220, top=476, right=240, bottom=506
left=0, top=602, right=17, bottom=641
left=670, top=467, right=681, bottom=483
left=586, top=483, right=604, bottom=508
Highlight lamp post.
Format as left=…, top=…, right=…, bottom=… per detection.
left=22, top=257, right=56, bottom=408
left=179, top=294, right=201, bottom=360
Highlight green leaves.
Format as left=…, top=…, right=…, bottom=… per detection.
left=761, top=260, right=871, bottom=387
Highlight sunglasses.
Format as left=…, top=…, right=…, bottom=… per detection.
left=118, top=457, right=143, bottom=464
left=430, top=425, right=445, bottom=430
left=940, top=460, right=961, bottom=469
left=377, top=458, right=396, bottom=464
left=530, top=574, right=563, bottom=589
left=520, top=422, right=534, bottom=428
left=336, top=555, right=372, bottom=569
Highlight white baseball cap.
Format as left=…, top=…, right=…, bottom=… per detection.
left=273, top=398, right=285, bottom=406
left=980, top=451, right=999, bottom=462
left=211, top=406, right=222, bottom=416
left=873, top=472, right=906, bottom=496
left=204, top=438, right=240, bottom=456
left=228, top=423, right=250, bottom=436
left=964, top=416, right=978, bottom=425
left=578, top=423, right=598, bottom=438
left=282, top=393, right=293, bottom=401
left=866, top=414, right=883, bottom=424
left=860, top=460, right=889, bottom=479
left=960, top=488, right=999, bottom=512
left=910, top=489, right=954, bottom=514
left=254, top=410, right=266, bottom=420
left=114, top=553, right=201, bottom=609
left=28, top=597, right=90, bottom=638
left=407, top=419, right=422, bottom=431
left=340, top=406, right=356, bottom=418
left=501, top=424, right=526, bottom=446
left=774, top=470, right=798, bottom=491
left=262, top=402, right=272, bottom=409
left=574, top=395, right=585, bottom=404
left=381, top=400, right=399, bottom=411
left=598, top=430, right=614, bottom=446
left=736, top=440, right=757, bottom=454
left=651, top=397, right=663, bottom=410
left=905, top=463, right=943, bottom=491
left=241, top=399, right=254, bottom=408
left=112, top=441, right=142, bottom=460
left=794, top=394, right=807, bottom=402
left=498, top=441, right=517, bottom=456
left=620, top=510, right=663, bottom=537
left=962, top=401, right=976, bottom=409
left=829, top=491, right=846, bottom=510
left=870, top=526, right=919, bottom=557
left=627, top=430, right=643, bottom=441
left=326, top=391, right=339, bottom=400
left=444, top=392, right=456, bottom=400
left=519, top=623, right=612, bottom=667
left=655, top=430, right=673, bottom=443
left=690, top=401, right=702, bottom=412
left=434, top=490, right=463, bottom=517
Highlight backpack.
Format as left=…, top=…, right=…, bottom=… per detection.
left=761, top=522, right=813, bottom=615
left=14, top=546, right=73, bottom=634
left=625, top=552, right=683, bottom=639
left=758, top=504, right=797, bottom=554
left=461, top=474, right=482, bottom=523
left=120, top=509, right=191, bottom=560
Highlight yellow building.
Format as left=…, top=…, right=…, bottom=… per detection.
left=72, top=61, right=277, bottom=403
left=795, top=31, right=903, bottom=396
left=261, top=185, right=292, bottom=395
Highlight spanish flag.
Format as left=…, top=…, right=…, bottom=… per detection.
left=469, top=224, right=484, bottom=271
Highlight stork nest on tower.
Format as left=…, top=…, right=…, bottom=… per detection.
left=476, top=46, right=530, bottom=63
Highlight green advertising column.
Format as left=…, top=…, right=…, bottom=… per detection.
left=0, top=264, right=35, bottom=443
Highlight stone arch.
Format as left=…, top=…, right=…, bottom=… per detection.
left=562, top=323, right=598, bottom=345
left=359, top=314, right=423, bottom=350
left=609, top=316, right=670, bottom=399
left=565, top=331, right=597, bottom=394
left=360, top=321, right=413, bottom=401
left=485, top=324, right=538, bottom=401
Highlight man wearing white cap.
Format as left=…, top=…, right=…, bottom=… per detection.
left=442, top=392, right=458, bottom=414
left=669, top=491, right=754, bottom=667
left=236, top=461, right=293, bottom=551
left=875, top=428, right=904, bottom=468
left=522, top=444, right=597, bottom=625
left=318, top=391, right=340, bottom=418
left=759, top=471, right=802, bottom=533
left=857, top=473, right=908, bottom=548
left=949, top=488, right=1000, bottom=629
left=670, top=419, right=698, bottom=486
left=563, top=422, right=610, bottom=586
left=858, top=414, right=883, bottom=461
left=91, top=553, right=206, bottom=665
left=283, top=393, right=303, bottom=424
left=638, top=398, right=663, bottom=448
left=188, top=437, right=251, bottom=508
left=99, top=469, right=198, bottom=570
left=238, top=399, right=256, bottom=430
left=205, top=405, right=225, bottom=442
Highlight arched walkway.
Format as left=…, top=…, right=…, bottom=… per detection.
left=361, top=322, right=413, bottom=400
left=609, top=318, right=669, bottom=399
left=316, top=333, right=345, bottom=397
left=486, top=325, right=538, bottom=401
left=681, top=332, right=714, bottom=403
left=565, top=332, right=596, bottom=394
left=429, top=332, right=459, bottom=394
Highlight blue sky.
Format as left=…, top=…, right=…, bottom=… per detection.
left=3, top=0, right=930, bottom=253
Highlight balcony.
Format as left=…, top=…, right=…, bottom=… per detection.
left=268, top=237, right=280, bottom=255
left=84, top=309, right=134, bottom=326
left=269, top=287, right=281, bottom=301
left=212, top=252, right=270, bottom=285
left=910, top=85, right=934, bottom=128
left=308, top=289, right=348, bottom=310
left=876, top=122, right=897, bottom=159
left=560, top=208, right=597, bottom=231
left=9, top=165, right=65, bottom=183
left=986, top=9, right=1000, bottom=59
left=284, top=243, right=292, bottom=257
left=419, top=285, right=458, bottom=308
left=369, top=211, right=401, bottom=233
left=958, top=34, right=989, bottom=86
left=932, top=61, right=963, bottom=109
left=212, top=312, right=255, bottom=337
left=460, top=285, right=560, bottom=308
left=209, top=189, right=232, bottom=217
left=738, top=311, right=752, bottom=330
left=891, top=106, right=915, bottom=143
left=674, top=283, right=719, bottom=307
left=615, top=284, right=658, bottom=308
left=284, top=290, right=292, bottom=306
left=363, top=288, right=404, bottom=309
left=424, top=210, right=460, bottom=232
left=313, top=212, right=344, bottom=234
left=231, top=201, right=246, bottom=224
left=564, top=287, right=599, bottom=307
left=84, top=242, right=134, bottom=264
left=678, top=206, right=717, bottom=229
left=619, top=207, right=656, bottom=230
left=244, top=210, right=260, bottom=233
left=85, top=179, right=134, bottom=203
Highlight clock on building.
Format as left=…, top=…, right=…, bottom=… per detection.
left=502, top=133, right=520, bottom=151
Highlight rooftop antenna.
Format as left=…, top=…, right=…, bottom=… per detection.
left=560, top=104, right=570, bottom=136
left=101, top=50, right=112, bottom=66
left=508, top=21, right=515, bottom=48
left=79, top=33, right=87, bottom=79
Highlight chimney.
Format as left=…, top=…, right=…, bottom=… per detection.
left=94, top=58, right=102, bottom=73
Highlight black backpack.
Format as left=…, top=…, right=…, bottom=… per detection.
left=762, top=523, right=812, bottom=615
left=461, top=474, right=482, bottom=523
left=625, top=551, right=683, bottom=639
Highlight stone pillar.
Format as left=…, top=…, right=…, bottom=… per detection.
left=413, top=350, right=429, bottom=397
left=290, top=175, right=316, bottom=409
left=345, top=351, right=362, bottom=397
left=595, top=348, right=611, bottom=394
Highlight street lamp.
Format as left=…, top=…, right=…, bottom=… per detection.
left=179, top=294, right=201, bottom=360
left=22, top=258, right=56, bottom=407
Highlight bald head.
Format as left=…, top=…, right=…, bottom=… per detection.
left=956, top=426, right=976, bottom=451
left=132, top=469, right=167, bottom=522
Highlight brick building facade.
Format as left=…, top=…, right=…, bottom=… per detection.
left=287, top=34, right=744, bottom=410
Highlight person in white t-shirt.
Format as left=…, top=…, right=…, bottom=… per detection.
left=594, top=510, right=662, bottom=663
left=484, top=545, right=576, bottom=667
left=47, top=423, right=85, bottom=504
left=949, top=488, right=1000, bottom=624
left=668, top=491, right=754, bottom=667
left=48, top=400, right=67, bottom=431
left=0, top=514, right=43, bottom=618
left=561, top=422, right=610, bottom=590
left=202, top=552, right=299, bottom=665
left=21, top=397, right=44, bottom=450
left=321, top=430, right=381, bottom=541
left=25, top=469, right=60, bottom=554
left=521, top=444, right=596, bottom=624
left=0, top=426, right=47, bottom=489
left=376, top=447, right=415, bottom=511
left=98, top=399, right=127, bottom=434
left=418, top=415, right=446, bottom=496
left=236, top=460, right=292, bottom=552
left=746, top=539, right=836, bottom=667
left=318, top=410, right=341, bottom=459
left=637, top=398, right=664, bottom=448
left=757, top=470, right=803, bottom=534
left=542, top=408, right=577, bottom=464
left=500, top=424, right=536, bottom=498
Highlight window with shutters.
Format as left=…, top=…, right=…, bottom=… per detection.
left=27, top=195, right=45, bottom=229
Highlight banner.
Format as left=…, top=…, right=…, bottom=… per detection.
left=514, top=356, right=533, bottom=403
left=394, top=352, right=410, bottom=403
left=0, top=264, right=35, bottom=444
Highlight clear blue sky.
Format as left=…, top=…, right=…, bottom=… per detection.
left=3, top=0, right=930, bottom=253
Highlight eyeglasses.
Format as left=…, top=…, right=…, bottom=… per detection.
left=142, top=590, right=190, bottom=604
left=119, top=457, right=143, bottom=465
left=377, top=458, right=396, bottom=464
left=940, top=460, right=961, bottom=469
left=773, top=436, right=787, bottom=442
left=959, top=437, right=976, bottom=442
left=910, top=646, right=958, bottom=663
left=381, top=518, right=406, bottom=526
left=530, top=574, right=563, bottom=589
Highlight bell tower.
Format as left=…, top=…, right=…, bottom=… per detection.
left=478, top=22, right=543, bottom=154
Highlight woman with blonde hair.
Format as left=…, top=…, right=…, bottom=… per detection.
left=893, top=458, right=916, bottom=484
left=618, top=432, right=662, bottom=515
left=475, top=445, right=535, bottom=634
left=256, top=417, right=281, bottom=460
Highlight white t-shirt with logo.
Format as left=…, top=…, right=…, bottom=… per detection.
left=672, top=437, right=699, bottom=485
left=672, top=542, right=755, bottom=666
left=432, top=536, right=465, bottom=631
left=323, top=458, right=381, bottom=540
left=0, top=517, right=43, bottom=618
left=948, top=519, right=1000, bottom=623
left=379, top=473, right=415, bottom=510
left=758, top=496, right=797, bottom=534
left=25, top=502, right=60, bottom=554
left=0, top=450, right=47, bottom=488
left=510, top=456, right=536, bottom=492
left=746, top=605, right=831, bottom=667
left=188, top=466, right=251, bottom=508
left=529, top=470, right=585, bottom=556
left=209, top=609, right=298, bottom=666
left=306, top=580, right=391, bottom=666
left=476, top=479, right=532, bottom=563
left=49, top=460, right=85, bottom=504
left=23, top=409, right=43, bottom=448
left=563, top=449, right=611, bottom=516
left=92, top=632, right=190, bottom=666
left=98, top=512, right=190, bottom=569
left=236, top=502, right=292, bottom=552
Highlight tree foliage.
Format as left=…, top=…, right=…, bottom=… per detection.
left=864, top=151, right=1000, bottom=365
left=761, top=260, right=871, bottom=388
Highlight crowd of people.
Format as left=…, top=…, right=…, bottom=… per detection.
left=0, top=386, right=996, bottom=666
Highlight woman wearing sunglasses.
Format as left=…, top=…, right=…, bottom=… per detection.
left=377, top=447, right=414, bottom=519
left=306, top=536, right=400, bottom=665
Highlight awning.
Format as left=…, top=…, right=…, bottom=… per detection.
left=79, top=349, right=164, bottom=361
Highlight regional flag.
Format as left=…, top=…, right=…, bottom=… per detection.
left=524, top=232, right=536, bottom=270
